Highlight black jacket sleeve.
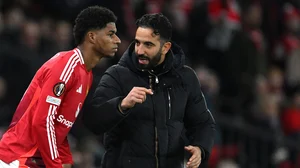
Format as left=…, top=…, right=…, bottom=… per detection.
left=183, top=66, right=216, bottom=160
left=83, top=66, right=128, bottom=134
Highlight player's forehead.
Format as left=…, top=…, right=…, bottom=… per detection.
left=101, top=22, right=117, bottom=33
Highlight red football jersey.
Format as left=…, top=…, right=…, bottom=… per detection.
left=0, top=48, right=93, bottom=167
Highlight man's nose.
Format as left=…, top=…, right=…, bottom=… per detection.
left=136, top=45, right=145, bottom=55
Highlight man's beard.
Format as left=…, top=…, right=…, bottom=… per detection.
left=137, top=51, right=162, bottom=70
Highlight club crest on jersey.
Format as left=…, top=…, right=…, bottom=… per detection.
left=53, top=82, right=65, bottom=97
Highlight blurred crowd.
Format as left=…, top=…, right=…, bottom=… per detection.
left=0, top=0, right=300, bottom=168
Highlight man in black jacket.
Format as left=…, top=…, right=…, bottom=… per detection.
left=84, top=13, right=216, bottom=168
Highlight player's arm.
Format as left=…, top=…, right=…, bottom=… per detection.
left=83, top=66, right=127, bottom=134
left=31, top=62, right=75, bottom=167
left=183, top=66, right=216, bottom=161
left=59, top=137, right=73, bottom=165
left=62, top=164, right=72, bottom=168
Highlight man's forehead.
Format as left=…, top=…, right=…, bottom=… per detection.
left=136, top=27, right=160, bottom=42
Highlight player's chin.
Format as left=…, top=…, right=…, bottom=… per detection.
left=111, top=52, right=118, bottom=56
left=106, top=52, right=117, bottom=57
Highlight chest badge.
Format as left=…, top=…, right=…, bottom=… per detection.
left=53, top=82, right=65, bottom=97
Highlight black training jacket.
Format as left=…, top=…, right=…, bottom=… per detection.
left=83, top=42, right=216, bottom=168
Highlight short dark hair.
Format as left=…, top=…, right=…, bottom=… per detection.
left=73, top=6, right=117, bottom=45
left=136, top=13, right=172, bottom=41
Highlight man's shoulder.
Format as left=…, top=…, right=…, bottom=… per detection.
left=105, top=64, right=130, bottom=74
left=180, top=65, right=197, bottom=77
left=174, top=66, right=202, bottom=92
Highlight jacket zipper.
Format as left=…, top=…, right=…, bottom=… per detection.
left=149, top=75, right=153, bottom=91
left=148, top=70, right=172, bottom=119
left=155, top=127, right=159, bottom=168
left=148, top=75, right=159, bottom=168
left=148, top=70, right=159, bottom=84
left=167, top=88, right=172, bottom=119
left=147, top=70, right=171, bottom=168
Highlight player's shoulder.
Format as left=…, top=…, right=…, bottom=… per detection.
left=35, top=48, right=84, bottom=84
left=44, top=48, right=84, bottom=69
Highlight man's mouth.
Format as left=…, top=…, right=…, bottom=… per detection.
left=138, top=58, right=149, bottom=64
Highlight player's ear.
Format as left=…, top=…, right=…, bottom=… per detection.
left=87, top=31, right=96, bottom=44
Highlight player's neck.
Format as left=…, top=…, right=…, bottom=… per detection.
left=77, top=46, right=102, bottom=71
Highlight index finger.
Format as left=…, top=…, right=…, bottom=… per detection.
left=136, top=87, right=153, bottom=95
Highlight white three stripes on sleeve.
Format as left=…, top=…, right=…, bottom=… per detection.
left=59, top=52, right=81, bottom=84
left=64, top=59, right=80, bottom=84
left=46, top=50, right=81, bottom=160
left=74, top=48, right=84, bottom=64
left=47, top=104, right=59, bottom=160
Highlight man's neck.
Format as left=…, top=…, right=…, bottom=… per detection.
left=77, top=46, right=102, bottom=71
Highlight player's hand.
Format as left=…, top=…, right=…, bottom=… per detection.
left=120, top=87, right=153, bottom=110
left=62, top=164, right=72, bottom=168
left=185, top=145, right=202, bottom=168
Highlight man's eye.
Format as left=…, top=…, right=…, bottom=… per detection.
left=145, top=43, right=152, bottom=47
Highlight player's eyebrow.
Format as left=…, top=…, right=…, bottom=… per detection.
left=108, top=30, right=117, bottom=34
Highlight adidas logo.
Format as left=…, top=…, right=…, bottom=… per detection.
left=76, top=84, right=82, bottom=94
